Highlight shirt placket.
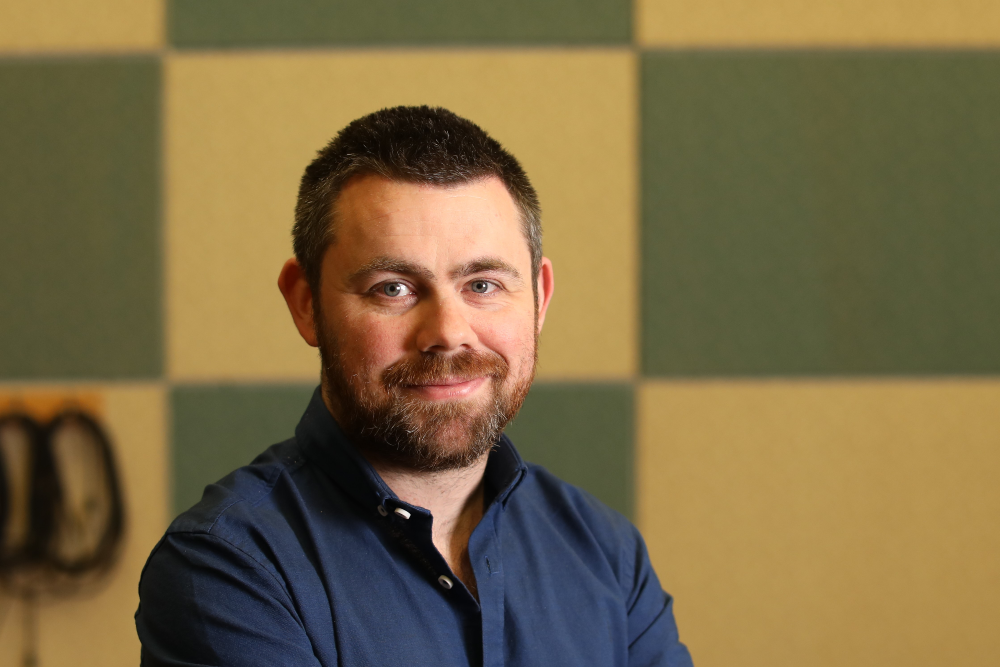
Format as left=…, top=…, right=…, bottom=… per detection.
left=375, top=495, right=506, bottom=667
left=468, top=507, right=505, bottom=667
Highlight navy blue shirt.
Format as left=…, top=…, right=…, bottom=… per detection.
left=136, top=388, right=693, bottom=666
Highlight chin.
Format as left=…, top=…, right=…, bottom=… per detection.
left=430, top=422, right=483, bottom=450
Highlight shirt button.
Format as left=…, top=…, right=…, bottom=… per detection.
left=437, top=575, right=453, bottom=590
left=377, top=506, right=388, bottom=517
left=394, top=508, right=411, bottom=520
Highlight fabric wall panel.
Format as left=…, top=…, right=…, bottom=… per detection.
left=0, top=0, right=162, bottom=52
left=166, top=50, right=636, bottom=382
left=636, top=0, right=1000, bottom=47
left=169, top=0, right=630, bottom=48
left=0, top=58, right=162, bottom=379
left=642, top=52, right=1000, bottom=376
left=637, top=379, right=1000, bottom=667
left=171, top=384, right=316, bottom=514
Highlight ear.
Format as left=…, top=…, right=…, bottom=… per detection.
left=535, top=257, right=555, bottom=333
left=278, top=258, right=320, bottom=348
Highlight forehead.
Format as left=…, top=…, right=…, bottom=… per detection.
left=330, top=174, right=530, bottom=270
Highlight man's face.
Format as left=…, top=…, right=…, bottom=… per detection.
left=313, top=174, right=545, bottom=471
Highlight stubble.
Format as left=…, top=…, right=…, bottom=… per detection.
left=316, top=316, right=535, bottom=472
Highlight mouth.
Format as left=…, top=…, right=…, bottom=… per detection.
left=401, top=376, right=487, bottom=401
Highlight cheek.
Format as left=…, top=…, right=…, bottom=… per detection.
left=331, top=311, right=411, bottom=373
left=473, top=312, right=537, bottom=370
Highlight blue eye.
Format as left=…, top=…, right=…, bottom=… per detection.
left=383, top=283, right=405, bottom=297
left=470, top=280, right=490, bottom=294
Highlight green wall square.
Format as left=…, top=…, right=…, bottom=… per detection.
left=504, top=383, right=634, bottom=519
left=171, top=384, right=316, bottom=515
left=0, top=58, right=161, bottom=379
left=641, top=52, right=1000, bottom=376
left=169, top=0, right=630, bottom=47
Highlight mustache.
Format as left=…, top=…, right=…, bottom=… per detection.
left=382, top=350, right=509, bottom=389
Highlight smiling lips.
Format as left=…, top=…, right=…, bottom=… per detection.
left=404, top=376, right=487, bottom=401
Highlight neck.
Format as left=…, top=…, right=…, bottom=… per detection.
left=367, top=452, right=489, bottom=600
left=321, top=386, right=490, bottom=597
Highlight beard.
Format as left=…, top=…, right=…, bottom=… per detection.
left=316, top=317, right=535, bottom=473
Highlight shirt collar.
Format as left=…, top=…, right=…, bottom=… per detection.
left=296, top=386, right=527, bottom=514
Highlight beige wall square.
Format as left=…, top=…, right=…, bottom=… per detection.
left=637, top=0, right=1000, bottom=47
left=638, top=379, right=1000, bottom=667
left=0, top=383, right=167, bottom=667
left=166, top=50, right=636, bottom=382
left=0, top=0, right=162, bottom=52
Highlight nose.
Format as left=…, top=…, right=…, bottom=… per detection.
left=414, top=293, right=477, bottom=353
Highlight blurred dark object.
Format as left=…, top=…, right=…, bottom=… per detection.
left=0, top=406, right=124, bottom=667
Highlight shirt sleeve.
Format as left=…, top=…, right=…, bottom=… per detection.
left=135, top=531, right=325, bottom=667
left=624, top=526, right=695, bottom=667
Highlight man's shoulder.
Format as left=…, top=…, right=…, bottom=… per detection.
left=518, top=461, right=631, bottom=523
left=513, top=461, right=641, bottom=559
left=166, top=438, right=309, bottom=538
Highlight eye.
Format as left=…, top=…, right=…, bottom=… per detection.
left=381, top=282, right=412, bottom=297
left=469, top=280, right=494, bottom=294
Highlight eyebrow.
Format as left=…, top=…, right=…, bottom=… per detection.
left=451, top=257, right=523, bottom=283
left=347, top=256, right=435, bottom=284
left=347, top=255, right=524, bottom=286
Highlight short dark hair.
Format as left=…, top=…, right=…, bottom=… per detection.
left=293, top=105, right=543, bottom=299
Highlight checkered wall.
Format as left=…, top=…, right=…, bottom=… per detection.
left=2, top=2, right=1000, bottom=666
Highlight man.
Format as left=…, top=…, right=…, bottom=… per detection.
left=136, top=106, right=693, bottom=666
